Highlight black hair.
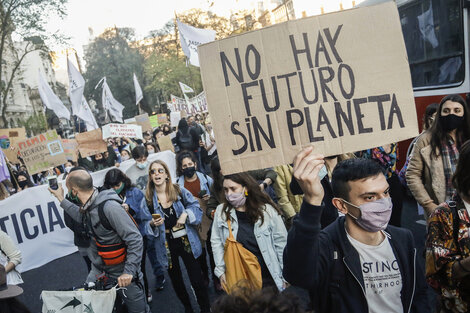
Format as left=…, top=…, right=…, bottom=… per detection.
left=453, top=140, right=470, bottom=199
left=211, top=156, right=223, bottom=198
left=176, top=150, right=197, bottom=176
left=423, top=102, right=439, bottom=130
left=16, top=171, right=34, bottom=188
left=103, top=168, right=133, bottom=192
left=0, top=297, right=32, bottom=313
left=67, top=169, right=93, bottom=191
left=152, top=127, right=163, bottom=139
left=131, top=145, right=148, bottom=160
left=429, top=94, right=470, bottom=158
left=178, top=118, right=189, bottom=132
left=211, top=287, right=306, bottom=313
left=332, top=158, right=385, bottom=201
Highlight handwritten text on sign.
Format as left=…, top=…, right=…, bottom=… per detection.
left=102, top=123, right=143, bottom=139
left=198, top=2, right=418, bottom=174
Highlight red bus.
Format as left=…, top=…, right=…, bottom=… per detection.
left=359, top=0, right=468, bottom=166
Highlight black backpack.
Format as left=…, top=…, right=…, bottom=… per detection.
left=178, top=129, right=194, bottom=151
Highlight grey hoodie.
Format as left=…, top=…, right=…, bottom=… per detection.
left=60, top=189, right=143, bottom=280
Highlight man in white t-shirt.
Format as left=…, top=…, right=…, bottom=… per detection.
left=283, top=147, right=430, bottom=313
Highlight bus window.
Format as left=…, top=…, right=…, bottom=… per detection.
left=399, top=0, right=464, bottom=89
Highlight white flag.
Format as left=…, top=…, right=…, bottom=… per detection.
left=102, top=78, right=125, bottom=123
left=177, top=20, right=216, bottom=67
left=133, top=73, right=144, bottom=105
left=179, top=82, right=194, bottom=94
left=37, top=71, right=70, bottom=120
left=78, top=96, right=98, bottom=130
left=67, top=58, right=85, bottom=116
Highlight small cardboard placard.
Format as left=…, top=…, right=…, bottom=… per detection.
left=149, top=115, right=160, bottom=128
left=75, top=129, right=107, bottom=158
left=0, top=128, right=26, bottom=163
left=157, top=135, right=174, bottom=152
left=170, top=112, right=181, bottom=127
left=157, top=114, right=168, bottom=125
left=102, top=123, right=143, bottom=139
left=135, top=113, right=153, bottom=132
left=198, top=2, right=418, bottom=174
left=17, top=130, right=67, bottom=174
left=61, top=139, right=79, bottom=162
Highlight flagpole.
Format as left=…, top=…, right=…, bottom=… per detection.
left=174, top=11, right=179, bottom=59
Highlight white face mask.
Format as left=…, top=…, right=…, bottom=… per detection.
left=65, top=166, right=73, bottom=173
left=148, top=149, right=155, bottom=154
left=121, top=155, right=130, bottom=161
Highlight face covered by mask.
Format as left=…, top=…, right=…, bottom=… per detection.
left=148, top=149, right=155, bottom=155
left=65, top=166, right=73, bottom=173
left=121, top=155, right=130, bottom=161
left=440, top=114, right=464, bottom=131
left=18, top=180, right=29, bottom=189
left=183, top=166, right=196, bottom=178
left=343, top=197, right=393, bottom=232
left=136, top=161, right=148, bottom=170
left=115, top=182, right=125, bottom=195
left=67, top=189, right=81, bottom=205
left=226, top=188, right=247, bottom=208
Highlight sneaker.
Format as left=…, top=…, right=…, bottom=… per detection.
left=155, top=277, right=166, bottom=291
left=147, top=293, right=153, bottom=303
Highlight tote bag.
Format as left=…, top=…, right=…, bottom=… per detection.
left=41, top=288, right=116, bottom=313
left=223, top=219, right=262, bottom=293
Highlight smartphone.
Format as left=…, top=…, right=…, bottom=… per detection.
left=198, top=189, right=207, bottom=198
left=47, top=175, right=58, bottom=190
left=152, top=214, right=161, bottom=219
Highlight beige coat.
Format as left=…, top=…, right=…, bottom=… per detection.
left=406, top=132, right=446, bottom=218
left=273, top=164, right=303, bottom=219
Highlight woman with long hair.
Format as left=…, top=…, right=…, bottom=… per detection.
left=145, top=160, right=210, bottom=313
left=426, top=140, right=470, bottom=312
left=407, top=94, right=470, bottom=220
left=211, top=172, right=287, bottom=290
left=103, top=169, right=157, bottom=302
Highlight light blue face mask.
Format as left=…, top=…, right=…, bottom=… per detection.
left=318, top=165, right=328, bottom=180
left=136, top=161, right=148, bottom=170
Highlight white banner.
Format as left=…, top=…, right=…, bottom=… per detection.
left=0, top=151, right=176, bottom=272
left=102, top=124, right=143, bottom=139
left=170, top=92, right=207, bottom=115
left=177, top=20, right=216, bottom=67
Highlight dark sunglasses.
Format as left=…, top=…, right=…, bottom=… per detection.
left=149, top=168, right=165, bottom=175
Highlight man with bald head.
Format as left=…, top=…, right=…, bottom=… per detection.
left=50, top=169, right=150, bottom=313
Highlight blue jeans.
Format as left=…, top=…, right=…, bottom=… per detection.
left=144, top=236, right=165, bottom=281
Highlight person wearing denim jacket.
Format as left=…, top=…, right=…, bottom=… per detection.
left=145, top=160, right=210, bottom=313
left=210, top=172, right=287, bottom=291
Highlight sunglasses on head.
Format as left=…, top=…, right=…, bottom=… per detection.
left=150, top=168, right=165, bottom=175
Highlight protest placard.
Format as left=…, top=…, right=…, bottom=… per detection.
left=75, top=129, right=107, bottom=158
left=17, top=130, right=67, bottom=174
left=157, top=135, right=175, bottom=152
left=198, top=2, right=418, bottom=175
left=157, top=114, right=168, bottom=125
left=135, top=113, right=153, bottom=132
left=102, top=123, right=143, bottom=139
left=61, top=139, right=78, bottom=162
left=149, top=115, right=160, bottom=128
left=170, top=111, right=181, bottom=127
left=0, top=128, right=26, bottom=163
left=124, top=117, right=137, bottom=125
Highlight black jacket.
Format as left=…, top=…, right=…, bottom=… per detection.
left=283, top=201, right=430, bottom=313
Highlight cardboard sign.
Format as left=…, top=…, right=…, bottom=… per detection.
left=170, top=112, right=181, bottom=127
left=157, top=135, right=175, bottom=152
left=135, top=113, right=153, bottom=132
left=157, top=114, right=168, bottom=125
left=102, top=123, right=143, bottom=139
left=0, top=128, right=26, bottom=163
left=17, top=130, right=67, bottom=174
left=149, top=115, right=160, bottom=128
left=61, top=139, right=78, bottom=162
left=75, top=129, right=107, bottom=158
left=124, top=118, right=137, bottom=125
left=198, top=2, right=418, bottom=174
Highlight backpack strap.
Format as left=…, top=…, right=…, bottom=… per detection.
left=97, top=199, right=139, bottom=231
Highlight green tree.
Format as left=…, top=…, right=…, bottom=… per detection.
left=143, top=9, right=232, bottom=104
left=0, top=0, right=67, bottom=127
left=84, top=27, right=147, bottom=120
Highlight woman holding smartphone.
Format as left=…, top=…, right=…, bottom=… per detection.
left=145, top=160, right=210, bottom=313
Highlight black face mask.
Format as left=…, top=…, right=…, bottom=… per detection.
left=18, top=180, right=28, bottom=189
left=441, top=114, right=464, bottom=131
left=183, top=166, right=196, bottom=178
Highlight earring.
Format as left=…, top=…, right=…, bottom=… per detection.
left=244, top=190, right=248, bottom=196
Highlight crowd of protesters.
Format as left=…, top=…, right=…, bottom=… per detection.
left=0, top=94, right=469, bottom=312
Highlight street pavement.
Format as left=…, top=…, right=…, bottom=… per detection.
left=18, top=193, right=428, bottom=313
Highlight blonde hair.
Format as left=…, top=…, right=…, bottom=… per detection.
left=145, top=160, right=180, bottom=208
